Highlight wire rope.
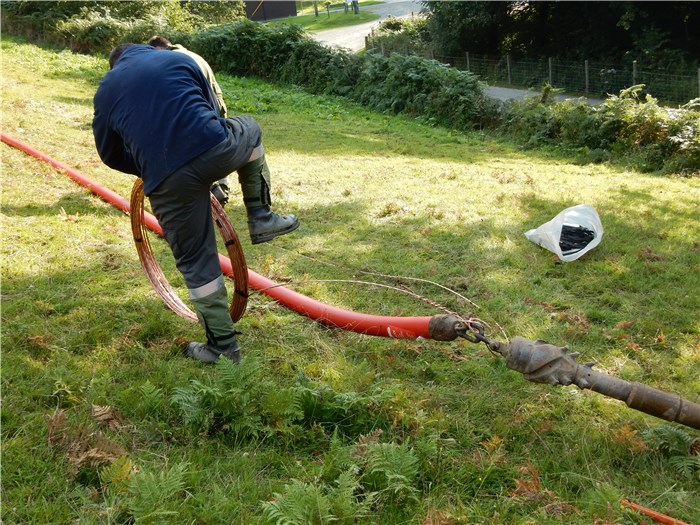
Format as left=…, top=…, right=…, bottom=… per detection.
left=129, top=179, right=249, bottom=323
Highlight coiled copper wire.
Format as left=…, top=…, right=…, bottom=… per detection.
left=129, top=179, right=248, bottom=323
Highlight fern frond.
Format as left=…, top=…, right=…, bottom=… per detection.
left=362, top=442, right=419, bottom=500
left=170, top=385, right=210, bottom=431
left=329, top=470, right=375, bottom=523
left=320, top=429, right=357, bottom=482
left=668, top=455, right=700, bottom=480
left=100, top=455, right=135, bottom=495
left=261, top=387, right=304, bottom=432
left=128, top=462, right=188, bottom=522
left=642, top=424, right=695, bottom=456
left=215, top=354, right=262, bottom=392
left=137, top=380, right=164, bottom=418
left=261, top=479, right=334, bottom=525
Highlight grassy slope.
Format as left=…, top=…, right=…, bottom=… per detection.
left=1, top=35, right=699, bottom=524
left=267, top=9, right=380, bottom=31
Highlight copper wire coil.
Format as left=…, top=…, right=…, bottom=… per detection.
left=129, top=178, right=248, bottom=323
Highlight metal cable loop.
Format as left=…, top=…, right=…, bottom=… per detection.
left=129, top=179, right=248, bottom=323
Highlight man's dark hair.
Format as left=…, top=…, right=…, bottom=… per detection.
left=109, top=43, right=134, bottom=69
left=147, top=36, right=172, bottom=48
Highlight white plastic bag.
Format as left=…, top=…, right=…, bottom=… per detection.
left=524, top=204, right=604, bottom=262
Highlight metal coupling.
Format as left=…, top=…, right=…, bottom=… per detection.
left=499, top=337, right=700, bottom=430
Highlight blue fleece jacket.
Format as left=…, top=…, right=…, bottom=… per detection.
left=92, top=45, right=227, bottom=195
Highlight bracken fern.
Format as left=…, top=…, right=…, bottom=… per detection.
left=128, top=462, right=188, bottom=523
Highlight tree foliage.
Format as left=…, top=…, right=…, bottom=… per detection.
left=421, top=1, right=700, bottom=67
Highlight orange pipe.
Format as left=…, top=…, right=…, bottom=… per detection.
left=2, top=133, right=434, bottom=339
left=621, top=498, right=691, bottom=525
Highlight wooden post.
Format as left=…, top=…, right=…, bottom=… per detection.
left=698, top=68, right=700, bottom=97
left=466, top=52, right=470, bottom=72
left=632, top=60, right=637, bottom=85
left=381, top=43, right=385, bottom=56
left=548, top=57, right=553, bottom=85
left=585, top=59, right=589, bottom=94
left=507, top=54, right=511, bottom=84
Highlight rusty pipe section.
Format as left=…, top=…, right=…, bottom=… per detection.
left=490, top=337, right=700, bottom=430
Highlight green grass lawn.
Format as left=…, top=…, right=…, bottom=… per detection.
left=268, top=4, right=380, bottom=31
left=2, top=35, right=699, bottom=524
left=296, top=0, right=384, bottom=16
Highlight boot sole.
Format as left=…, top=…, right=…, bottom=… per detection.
left=250, top=219, right=300, bottom=245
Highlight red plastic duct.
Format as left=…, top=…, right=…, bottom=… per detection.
left=2, top=133, right=434, bottom=339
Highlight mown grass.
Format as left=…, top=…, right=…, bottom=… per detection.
left=296, top=0, right=383, bottom=17
left=1, top=35, right=699, bottom=524
left=267, top=4, right=379, bottom=31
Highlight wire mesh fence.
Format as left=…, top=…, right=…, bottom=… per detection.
left=367, top=42, right=700, bottom=106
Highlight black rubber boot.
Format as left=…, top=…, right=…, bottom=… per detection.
left=210, top=181, right=229, bottom=206
left=247, top=205, right=300, bottom=245
left=185, top=340, right=241, bottom=364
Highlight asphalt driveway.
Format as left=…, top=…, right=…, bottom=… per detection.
left=311, top=0, right=422, bottom=53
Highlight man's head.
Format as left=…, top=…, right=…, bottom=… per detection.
left=147, top=36, right=172, bottom=50
left=108, top=43, right=134, bottom=69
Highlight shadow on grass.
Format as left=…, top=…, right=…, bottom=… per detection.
left=1, top=192, right=126, bottom=219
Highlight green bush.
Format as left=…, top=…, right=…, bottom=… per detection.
left=183, top=22, right=497, bottom=129
left=55, top=7, right=128, bottom=53
left=184, top=21, right=307, bottom=79
left=369, top=16, right=433, bottom=55
left=501, top=84, right=700, bottom=173
left=354, top=52, right=497, bottom=129
left=278, top=38, right=364, bottom=96
left=1, top=0, right=241, bottom=53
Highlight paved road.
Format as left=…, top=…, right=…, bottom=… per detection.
left=311, top=0, right=422, bottom=53
left=310, top=1, right=602, bottom=104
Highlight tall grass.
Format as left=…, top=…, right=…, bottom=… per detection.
left=2, top=35, right=699, bottom=524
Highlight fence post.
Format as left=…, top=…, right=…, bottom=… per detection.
left=380, top=43, right=385, bottom=56
left=507, top=54, right=512, bottom=84
left=697, top=68, right=699, bottom=97
left=466, top=52, right=470, bottom=72
left=548, top=57, right=553, bottom=85
left=585, top=59, right=589, bottom=94
left=633, top=60, right=637, bottom=85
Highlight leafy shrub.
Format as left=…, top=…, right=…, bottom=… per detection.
left=278, top=38, right=364, bottom=96
left=1, top=1, right=241, bottom=53
left=501, top=84, right=700, bottom=173
left=353, top=52, right=497, bottom=129
left=185, top=21, right=307, bottom=79
left=55, top=6, right=128, bottom=53
left=370, top=16, right=433, bottom=55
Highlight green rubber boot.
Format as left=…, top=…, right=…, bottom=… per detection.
left=237, top=155, right=299, bottom=244
left=187, top=283, right=240, bottom=364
